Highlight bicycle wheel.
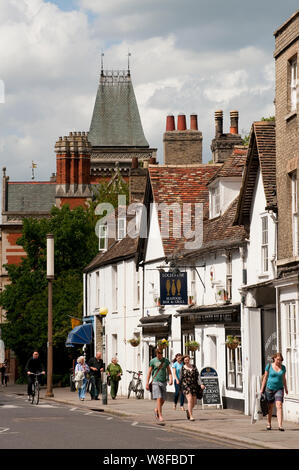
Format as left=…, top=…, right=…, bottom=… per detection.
left=127, top=380, right=134, bottom=399
left=135, top=381, right=144, bottom=399
left=33, top=381, right=40, bottom=405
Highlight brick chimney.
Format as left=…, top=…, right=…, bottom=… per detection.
left=230, top=110, right=239, bottom=134
left=211, top=110, right=243, bottom=163
left=163, top=113, right=202, bottom=165
left=129, top=157, right=148, bottom=204
left=55, top=132, right=92, bottom=208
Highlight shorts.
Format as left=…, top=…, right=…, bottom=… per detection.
left=152, top=381, right=167, bottom=400
left=265, top=388, right=284, bottom=403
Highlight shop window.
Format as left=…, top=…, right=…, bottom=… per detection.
left=226, top=331, right=242, bottom=391
left=226, top=251, right=232, bottom=300
left=182, top=332, right=196, bottom=364
left=291, top=172, right=298, bottom=257
left=285, top=302, right=299, bottom=395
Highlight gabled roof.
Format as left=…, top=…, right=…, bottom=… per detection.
left=234, top=121, right=276, bottom=226
left=89, top=71, right=149, bottom=148
left=147, top=164, right=221, bottom=256
left=208, top=146, right=247, bottom=185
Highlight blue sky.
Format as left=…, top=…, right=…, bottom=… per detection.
left=0, top=0, right=298, bottom=181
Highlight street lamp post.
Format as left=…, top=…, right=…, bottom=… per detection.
left=46, top=233, right=54, bottom=397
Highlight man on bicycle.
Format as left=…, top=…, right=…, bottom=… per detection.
left=25, top=351, right=45, bottom=400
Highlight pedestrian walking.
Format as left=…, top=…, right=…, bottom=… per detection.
left=145, top=348, right=173, bottom=426
left=0, top=359, right=8, bottom=386
left=180, top=355, right=204, bottom=421
left=260, top=352, right=288, bottom=431
left=106, top=357, right=122, bottom=400
left=88, top=351, right=104, bottom=400
left=172, top=353, right=184, bottom=410
left=75, top=356, right=90, bottom=401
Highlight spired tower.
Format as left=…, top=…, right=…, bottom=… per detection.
left=88, top=68, right=157, bottom=183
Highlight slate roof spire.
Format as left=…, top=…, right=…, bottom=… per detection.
left=88, top=68, right=149, bottom=148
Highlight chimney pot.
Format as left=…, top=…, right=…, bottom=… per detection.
left=190, top=113, right=198, bottom=130
left=214, top=110, right=223, bottom=137
left=230, top=110, right=239, bottom=134
left=177, top=113, right=187, bottom=131
left=166, top=114, right=175, bottom=131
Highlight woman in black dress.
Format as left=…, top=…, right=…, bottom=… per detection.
left=180, top=355, right=204, bottom=421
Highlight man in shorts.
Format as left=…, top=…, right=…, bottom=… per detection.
left=146, top=348, right=173, bottom=425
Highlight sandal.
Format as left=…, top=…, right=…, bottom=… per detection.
left=266, top=425, right=271, bottom=430
left=278, top=427, right=285, bottom=432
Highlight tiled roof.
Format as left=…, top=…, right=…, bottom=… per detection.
left=234, top=121, right=276, bottom=225
left=208, top=146, right=247, bottom=184
left=84, top=235, right=138, bottom=272
left=89, top=72, right=149, bottom=148
left=5, top=182, right=56, bottom=213
left=148, top=164, right=221, bottom=256
left=181, top=196, right=247, bottom=258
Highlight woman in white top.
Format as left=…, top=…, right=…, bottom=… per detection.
left=75, top=356, right=90, bottom=401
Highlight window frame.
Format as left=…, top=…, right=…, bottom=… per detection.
left=290, top=57, right=298, bottom=112
left=284, top=301, right=299, bottom=396
left=99, top=224, right=108, bottom=251
left=291, top=171, right=298, bottom=257
left=261, top=215, right=269, bottom=274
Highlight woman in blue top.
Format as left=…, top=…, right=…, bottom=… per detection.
left=260, top=352, right=288, bottom=431
left=172, top=353, right=184, bottom=410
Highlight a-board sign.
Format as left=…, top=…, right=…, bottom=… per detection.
left=200, top=367, right=221, bottom=406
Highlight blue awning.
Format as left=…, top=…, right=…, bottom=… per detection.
left=65, top=324, right=93, bottom=347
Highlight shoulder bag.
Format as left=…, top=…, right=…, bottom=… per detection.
left=149, top=359, right=164, bottom=393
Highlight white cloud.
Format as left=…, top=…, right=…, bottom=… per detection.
left=0, top=0, right=284, bottom=182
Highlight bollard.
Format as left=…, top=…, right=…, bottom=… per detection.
left=102, top=372, right=108, bottom=405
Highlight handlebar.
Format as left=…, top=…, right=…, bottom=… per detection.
left=126, top=370, right=143, bottom=375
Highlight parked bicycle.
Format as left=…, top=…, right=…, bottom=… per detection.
left=29, top=372, right=44, bottom=405
left=127, top=370, right=144, bottom=399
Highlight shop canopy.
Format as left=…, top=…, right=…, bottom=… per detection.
left=65, top=324, right=93, bottom=347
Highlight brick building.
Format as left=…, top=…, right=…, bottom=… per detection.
left=273, top=10, right=299, bottom=421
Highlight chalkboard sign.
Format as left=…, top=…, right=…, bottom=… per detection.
left=200, top=367, right=221, bottom=406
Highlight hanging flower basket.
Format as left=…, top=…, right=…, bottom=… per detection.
left=128, top=338, right=140, bottom=347
left=226, top=335, right=240, bottom=350
left=157, top=338, right=169, bottom=349
left=185, top=341, right=200, bottom=352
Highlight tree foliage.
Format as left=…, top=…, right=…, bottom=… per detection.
left=0, top=205, right=99, bottom=376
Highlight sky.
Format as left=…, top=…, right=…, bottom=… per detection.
left=0, top=0, right=298, bottom=181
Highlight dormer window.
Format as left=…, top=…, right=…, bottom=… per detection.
left=210, top=183, right=220, bottom=218
left=99, top=224, right=108, bottom=251
left=118, top=217, right=126, bottom=240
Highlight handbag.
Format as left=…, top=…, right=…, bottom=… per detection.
left=196, top=384, right=203, bottom=400
left=149, top=359, right=165, bottom=393
left=107, top=376, right=111, bottom=386
left=260, top=363, right=271, bottom=416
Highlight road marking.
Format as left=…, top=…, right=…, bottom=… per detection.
left=106, top=417, right=113, bottom=420
left=131, top=421, right=160, bottom=430
left=84, top=412, right=94, bottom=415
left=1, top=405, right=22, bottom=408
left=70, top=407, right=78, bottom=411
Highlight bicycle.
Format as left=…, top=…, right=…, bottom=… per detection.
left=127, top=370, right=144, bottom=399
left=29, top=372, right=44, bottom=405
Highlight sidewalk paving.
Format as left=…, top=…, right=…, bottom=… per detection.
left=2, top=384, right=299, bottom=449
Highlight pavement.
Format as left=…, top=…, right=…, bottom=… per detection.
left=1, top=383, right=299, bottom=449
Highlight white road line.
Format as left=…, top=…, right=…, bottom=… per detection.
left=131, top=421, right=160, bottom=430
left=106, top=417, right=113, bottom=420
left=1, top=405, right=22, bottom=408
left=70, top=407, right=78, bottom=411
left=84, top=412, right=94, bottom=415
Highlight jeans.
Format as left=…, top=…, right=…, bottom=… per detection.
left=90, top=375, right=102, bottom=398
left=78, top=378, right=88, bottom=400
left=174, top=380, right=184, bottom=407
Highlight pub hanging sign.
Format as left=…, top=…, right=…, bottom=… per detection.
left=160, top=271, right=188, bottom=305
